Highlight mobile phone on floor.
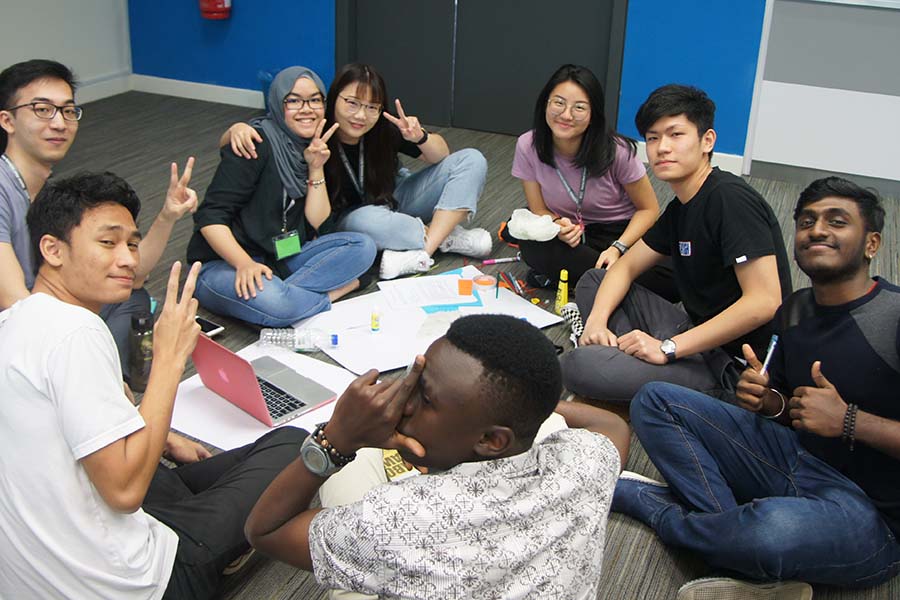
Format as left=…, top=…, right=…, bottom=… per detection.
left=196, top=316, right=225, bottom=338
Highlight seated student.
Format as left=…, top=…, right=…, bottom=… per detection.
left=0, top=59, right=197, bottom=380
left=225, top=63, right=491, bottom=280
left=0, top=171, right=307, bottom=599
left=616, top=177, right=900, bottom=596
left=506, top=64, right=675, bottom=300
left=561, top=84, right=791, bottom=404
left=245, top=314, right=631, bottom=599
left=188, top=66, right=376, bottom=327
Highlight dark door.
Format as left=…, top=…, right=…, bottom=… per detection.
left=336, top=0, right=627, bottom=135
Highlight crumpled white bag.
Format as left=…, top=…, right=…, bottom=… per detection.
left=507, top=208, right=561, bottom=242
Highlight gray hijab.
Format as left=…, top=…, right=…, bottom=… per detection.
left=249, top=66, right=327, bottom=200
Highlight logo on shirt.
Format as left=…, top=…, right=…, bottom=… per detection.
left=679, top=241, right=692, bottom=257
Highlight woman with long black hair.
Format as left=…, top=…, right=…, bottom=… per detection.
left=507, top=64, right=676, bottom=300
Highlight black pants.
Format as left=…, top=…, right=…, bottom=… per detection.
left=142, top=427, right=306, bottom=600
left=515, top=220, right=680, bottom=303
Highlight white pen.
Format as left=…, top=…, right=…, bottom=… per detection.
left=760, top=334, right=779, bottom=376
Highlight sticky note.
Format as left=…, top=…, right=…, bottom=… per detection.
left=458, top=278, right=473, bottom=295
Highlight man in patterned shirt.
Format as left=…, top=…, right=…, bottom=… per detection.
left=246, top=314, right=630, bottom=599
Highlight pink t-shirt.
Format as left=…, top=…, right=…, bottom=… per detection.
left=511, top=130, right=646, bottom=224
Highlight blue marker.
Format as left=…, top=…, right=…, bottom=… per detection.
left=760, top=334, right=779, bottom=376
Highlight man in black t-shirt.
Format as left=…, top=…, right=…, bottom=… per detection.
left=616, top=177, right=900, bottom=593
left=561, top=84, right=791, bottom=403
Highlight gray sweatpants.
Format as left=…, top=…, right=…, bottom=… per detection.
left=560, top=269, right=738, bottom=404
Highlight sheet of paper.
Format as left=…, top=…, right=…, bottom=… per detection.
left=377, top=271, right=481, bottom=310
left=171, top=344, right=356, bottom=450
left=295, top=266, right=563, bottom=374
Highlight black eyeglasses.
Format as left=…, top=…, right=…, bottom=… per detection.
left=4, top=101, right=83, bottom=122
left=283, top=95, right=324, bottom=111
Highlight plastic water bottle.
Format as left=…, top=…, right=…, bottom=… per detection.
left=258, top=328, right=337, bottom=352
left=129, top=312, right=154, bottom=393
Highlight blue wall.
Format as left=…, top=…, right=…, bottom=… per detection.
left=128, top=1, right=764, bottom=156
left=128, top=0, right=335, bottom=91
left=617, top=0, right=766, bottom=156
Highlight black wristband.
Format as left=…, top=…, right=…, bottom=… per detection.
left=414, top=129, right=429, bottom=145
left=841, top=404, right=858, bottom=451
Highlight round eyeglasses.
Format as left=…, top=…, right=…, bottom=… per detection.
left=340, top=95, right=382, bottom=118
left=5, top=101, right=83, bottom=122
left=547, top=97, right=589, bottom=122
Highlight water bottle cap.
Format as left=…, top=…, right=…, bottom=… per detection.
left=131, top=313, right=153, bottom=329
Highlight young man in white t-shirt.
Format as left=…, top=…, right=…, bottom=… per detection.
left=0, top=171, right=305, bottom=599
left=0, top=59, right=198, bottom=381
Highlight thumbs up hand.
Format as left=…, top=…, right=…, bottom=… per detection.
left=788, top=361, right=847, bottom=437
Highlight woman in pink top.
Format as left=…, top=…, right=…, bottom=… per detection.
left=508, top=64, right=676, bottom=300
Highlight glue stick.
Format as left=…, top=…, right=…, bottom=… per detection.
left=370, top=306, right=381, bottom=332
left=554, top=269, right=569, bottom=315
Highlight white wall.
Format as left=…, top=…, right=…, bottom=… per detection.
left=0, top=0, right=132, bottom=103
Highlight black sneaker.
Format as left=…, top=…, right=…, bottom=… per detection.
left=526, top=269, right=554, bottom=289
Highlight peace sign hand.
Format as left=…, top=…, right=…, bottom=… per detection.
left=303, top=119, right=339, bottom=171
left=161, top=157, right=198, bottom=222
left=382, top=99, right=425, bottom=143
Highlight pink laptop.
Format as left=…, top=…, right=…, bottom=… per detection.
left=192, top=334, right=337, bottom=427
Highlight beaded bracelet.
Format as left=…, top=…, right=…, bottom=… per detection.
left=842, top=403, right=858, bottom=451
left=313, top=422, right=357, bottom=467
left=307, top=177, right=325, bottom=188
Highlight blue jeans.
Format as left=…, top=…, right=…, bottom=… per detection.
left=627, top=382, right=900, bottom=587
left=193, top=232, right=375, bottom=327
left=337, top=148, right=487, bottom=250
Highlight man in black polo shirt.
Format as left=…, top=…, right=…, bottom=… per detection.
left=616, top=176, right=900, bottom=595
left=561, top=84, right=791, bottom=403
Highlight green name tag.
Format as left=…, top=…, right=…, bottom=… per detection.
left=273, top=230, right=302, bottom=260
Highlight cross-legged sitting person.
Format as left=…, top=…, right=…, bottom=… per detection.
left=616, top=177, right=900, bottom=597
left=188, top=66, right=376, bottom=326
left=0, top=172, right=307, bottom=599
left=245, top=314, right=631, bottom=599
left=561, top=84, right=792, bottom=404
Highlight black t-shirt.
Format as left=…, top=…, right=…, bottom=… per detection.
left=334, top=122, right=421, bottom=214
left=642, top=168, right=792, bottom=357
left=768, top=279, right=900, bottom=536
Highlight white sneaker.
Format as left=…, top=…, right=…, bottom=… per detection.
left=438, top=225, right=492, bottom=258
left=619, top=470, right=668, bottom=487
left=677, top=577, right=813, bottom=600
left=379, top=250, right=434, bottom=280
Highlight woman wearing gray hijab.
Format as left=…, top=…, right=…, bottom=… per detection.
left=187, top=66, right=376, bottom=326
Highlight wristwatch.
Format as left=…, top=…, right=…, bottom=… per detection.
left=414, top=129, right=429, bottom=145
left=660, top=338, right=677, bottom=363
left=300, top=422, right=355, bottom=477
left=611, top=240, right=629, bottom=255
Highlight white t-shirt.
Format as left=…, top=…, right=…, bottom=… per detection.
left=0, top=293, right=178, bottom=599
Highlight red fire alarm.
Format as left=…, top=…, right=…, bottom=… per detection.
left=199, top=0, right=231, bottom=20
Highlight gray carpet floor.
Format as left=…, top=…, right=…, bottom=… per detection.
left=54, top=91, right=899, bottom=599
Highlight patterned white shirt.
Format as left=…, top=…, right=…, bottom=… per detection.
left=309, top=428, right=620, bottom=599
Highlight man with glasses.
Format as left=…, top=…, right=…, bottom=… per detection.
left=0, top=59, right=198, bottom=382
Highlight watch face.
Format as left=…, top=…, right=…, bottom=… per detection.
left=302, top=444, right=329, bottom=474
left=661, top=339, right=676, bottom=355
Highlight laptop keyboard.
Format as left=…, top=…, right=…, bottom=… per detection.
left=257, top=377, right=306, bottom=418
